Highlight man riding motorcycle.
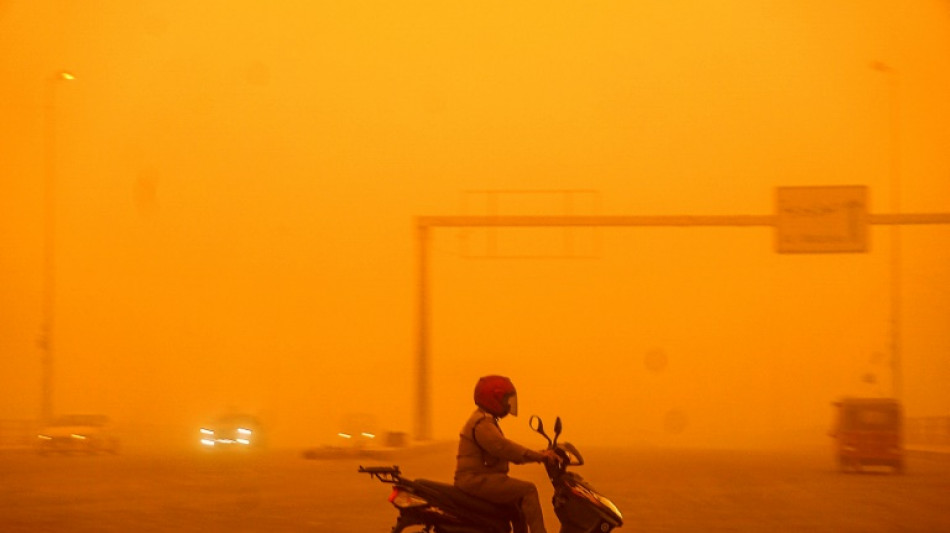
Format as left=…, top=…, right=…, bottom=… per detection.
left=455, top=375, right=561, bottom=533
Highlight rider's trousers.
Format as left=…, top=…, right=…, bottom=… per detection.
left=455, top=473, right=547, bottom=533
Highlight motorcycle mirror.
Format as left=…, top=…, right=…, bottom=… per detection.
left=553, top=417, right=562, bottom=447
left=529, top=415, right=552, bottom=447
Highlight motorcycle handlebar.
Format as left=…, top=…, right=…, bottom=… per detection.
left=531, top=416, right=584, bottom=469
left=559, top=442, right=584, bottom=467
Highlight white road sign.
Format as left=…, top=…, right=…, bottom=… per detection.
left=776, top=186, right=868, bottom=253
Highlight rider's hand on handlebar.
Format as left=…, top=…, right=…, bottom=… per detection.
left=538, top=449, right=561, bottom=466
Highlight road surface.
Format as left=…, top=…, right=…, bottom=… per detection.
left=1, top=443, right=948, bottom=532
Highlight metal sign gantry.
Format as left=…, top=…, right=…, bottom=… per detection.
left=412, top=193, right=950, bottom=440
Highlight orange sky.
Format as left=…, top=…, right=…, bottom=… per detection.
left=2, top=1, right=949, bottom=449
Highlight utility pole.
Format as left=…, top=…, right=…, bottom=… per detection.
left=39, top=71, right=75, bottom=424
left=871, top=61, right=902, bottom=400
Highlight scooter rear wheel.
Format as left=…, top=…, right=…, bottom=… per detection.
left=393, top=525, right=431, bottom=533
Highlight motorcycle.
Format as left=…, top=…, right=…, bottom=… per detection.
left=358, top=416, right=623, bottom=533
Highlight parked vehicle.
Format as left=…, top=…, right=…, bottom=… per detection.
left=37, top=414, right=119, bottom=455
left=830, top=397, right=903, bottom=473
left=359, top=415, right=622, bottom=533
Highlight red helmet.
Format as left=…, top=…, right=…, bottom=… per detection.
left=474, top=375, right=518, bottom=417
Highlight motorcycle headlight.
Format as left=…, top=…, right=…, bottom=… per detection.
left=569, top=484, right=623, bottom=521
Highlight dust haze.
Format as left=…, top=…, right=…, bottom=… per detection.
left=2, top=1, right=949, bottom=452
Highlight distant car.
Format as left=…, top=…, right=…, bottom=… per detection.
left=199, top=414, right=263, bottom=450
left=37, top=414, right=119, bottom=455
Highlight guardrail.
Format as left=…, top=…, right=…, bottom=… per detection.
left=906, top=417, right=950, bottom=449
left=4, top=417, right=948, bottom=452
left=0, top=420, right=38, bottom=449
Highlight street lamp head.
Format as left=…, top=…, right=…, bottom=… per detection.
left=57, top=71, right=76, bottom=81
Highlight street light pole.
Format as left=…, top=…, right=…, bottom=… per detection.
left=39, top=71, right=74, bottom=424
left=871, top=61, right=902, bottom=401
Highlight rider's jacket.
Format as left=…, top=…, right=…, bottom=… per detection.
left=455, top=408, right=544, bottom=479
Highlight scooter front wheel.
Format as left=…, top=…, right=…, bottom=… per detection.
left=392, top=524, right=432, bottom=533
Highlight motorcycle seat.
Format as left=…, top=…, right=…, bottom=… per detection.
left=414, top=479, right=517, bottom=518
